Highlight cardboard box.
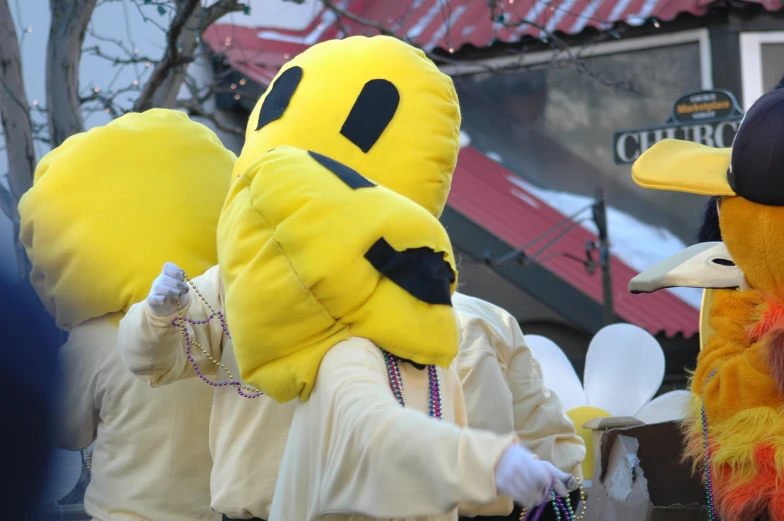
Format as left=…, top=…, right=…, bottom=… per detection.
left=583, top=416, right=644, bottom=485
left=582, top=421, right=708, bottom=521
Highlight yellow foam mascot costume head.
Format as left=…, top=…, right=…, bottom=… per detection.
left=630, top=82, right=784, bottom=521
left=218, top=35, right=462, bottom=402
left=18, top=109, right=235, bottom=330
left=233, top=35, right=460, bottom=219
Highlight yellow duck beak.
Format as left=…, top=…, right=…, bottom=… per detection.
left=629, top=242, right=743, bottom=294
left=632, top=139, right=734, bottom=196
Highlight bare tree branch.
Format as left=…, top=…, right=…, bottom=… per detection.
left=0, top=0, right=36, bottom=280
left=319, top=0, right=398, bottom=37
left=177, top=100, right=244, bottom=137
left=0, top=181, right=15, bottom=220
left=146, top=0, right=246, bottom=110
left=485, top=1, right=638, bottom=92
left=203, top=0, right=246, bottom=28
left=133, top=0, right=201, bottom=112
left=47, top=0, right=99, bottom=147
left=83, top=44, right=159, bottom=67
left=177, top=72, right=244, bottom=137
left=86, top=27, right=137, bottom=57
left=303, top=0, right=639, bottom=92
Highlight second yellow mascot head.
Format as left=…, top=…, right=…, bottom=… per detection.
left=235, top=35, right=460, bottom=219
left=218, top=146, right=458, bottom=402
left=18, top=109, right=236, bottom=330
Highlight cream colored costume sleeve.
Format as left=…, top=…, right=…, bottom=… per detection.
left=55, top=330, right=100, bottom=450
left=119, top=266, right=224, bottom=386
left=309, top=338, right=516, bottom=517
left=508, top=339, right=584, bottom=478
left=455, top=303, right=585, bottom=479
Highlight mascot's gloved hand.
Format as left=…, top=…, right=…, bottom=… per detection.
left=146, top=262, right=190, bottom=317
left=495, top=445, right=575, bottom=508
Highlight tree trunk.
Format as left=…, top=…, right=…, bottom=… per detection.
left=142, top=0, right=245, bottom=110
left=0, top=0, right=36, bottom=281
left=150, top=8, right=200, bottom=109
left=46, top=0, right=98, bottom=148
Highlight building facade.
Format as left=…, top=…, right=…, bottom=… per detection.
left=205, top=0, right=784, bottom=388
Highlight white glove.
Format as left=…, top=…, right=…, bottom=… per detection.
left=494, top=445, right=576, bottom=508
left=146, top=262, right=191, bottom=317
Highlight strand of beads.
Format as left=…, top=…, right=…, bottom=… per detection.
left=552, top=491, right=572, bottom=520
left=428, top=364, right=442, bottom=419
left=83, top=448, right=92, bottom=472
left=701, top=370, right=717, bottom=521
left=382, top=349, right=407, bottom=407
left=173, top=272, right=263, bottom=399
left=382, top=349, right=442, bottom=419
left=519, top=480, right=586, bottom=521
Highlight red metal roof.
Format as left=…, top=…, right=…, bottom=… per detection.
left=204, top=0, right=782, bottom=86
left=449, top=147, right=699, bottom=338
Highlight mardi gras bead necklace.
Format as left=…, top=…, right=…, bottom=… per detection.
left=83, top=448, right=92, bottom=472
left=174, top=272, right=444, bottom=409
left=518, top=481, right=586, bottom=521
left=381, top=349, right=443, bottom=419
left=701, top=370, right=718, bottom=521
left=172, top=272, right=263, bottom=399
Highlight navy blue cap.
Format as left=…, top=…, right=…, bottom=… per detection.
left=728, top=78, right=784, bottom=206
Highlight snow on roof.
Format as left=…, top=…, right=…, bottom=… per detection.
left=503, top=174, right=702, bottom=309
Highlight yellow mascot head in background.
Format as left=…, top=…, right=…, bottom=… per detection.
left=220, top=36, right=461, bottom=402
left=235, top=35, right=461, bottom=218
left=19, top=109, right=236, bottom=330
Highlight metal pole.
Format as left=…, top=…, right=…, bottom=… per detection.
left=593, top=187, right=614, bottom=325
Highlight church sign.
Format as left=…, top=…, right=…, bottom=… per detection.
left=612, top=90, right=744, bottom=165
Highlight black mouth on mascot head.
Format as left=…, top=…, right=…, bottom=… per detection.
left=305, top=149, right=457, bottom=309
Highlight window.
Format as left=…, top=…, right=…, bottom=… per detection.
left=450, top=30, right=712, bottom=241
left=740, top=32, right=784, bottom=110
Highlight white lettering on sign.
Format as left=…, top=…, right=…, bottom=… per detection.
left=690, top=124, right=715, bottom=147
left=690, top=93, right=718, bottom=103
left=615, top=133, right=640, bottom=163
left=612, top=118, right=742, bottom=164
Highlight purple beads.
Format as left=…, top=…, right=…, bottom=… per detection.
left=382, top=349, right=442, bottom=420
left=701, top=370, right=717, bottom=521
left=172, top=312, right=264, bottom=399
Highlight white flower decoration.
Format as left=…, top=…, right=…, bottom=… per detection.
left=527, top=323, right=690, bottom=481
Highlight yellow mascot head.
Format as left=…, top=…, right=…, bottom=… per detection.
left=18, top=109, right=236, bottom=330
left=221, top=36, right=462, bottom=402
left=219, top=146, right=458, bottom=402
left=234, top=35, right=461, bottom=218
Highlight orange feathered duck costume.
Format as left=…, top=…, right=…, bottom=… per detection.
left=630, top=78, right=784, bottom=521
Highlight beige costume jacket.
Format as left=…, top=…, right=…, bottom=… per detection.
left=58, top=316, right=216, bottom=521
left=119, top=266, right=295, bottom=520
left=268, top=336, right=518, bottom=521
left=452, top=293, right=585, bottom=516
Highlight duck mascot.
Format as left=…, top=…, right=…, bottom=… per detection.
left=628, top=78, right=784, bottom=521
left=17, top=109, right=234, bottom=521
